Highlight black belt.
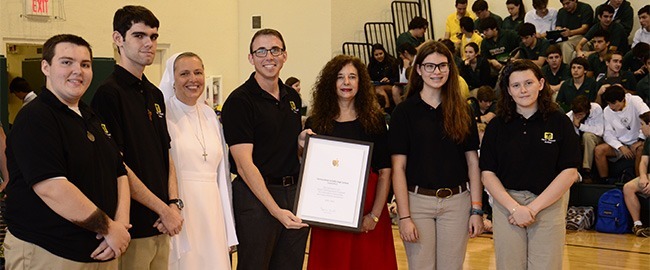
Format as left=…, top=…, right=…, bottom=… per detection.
left=408, top=184, right=466, bottom=198
left=266, top=175, right=298, bottom=187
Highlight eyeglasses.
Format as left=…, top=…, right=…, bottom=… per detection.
left=252, top=47, right=285, bottom=57
left=420, top=62, right=450, bottom=73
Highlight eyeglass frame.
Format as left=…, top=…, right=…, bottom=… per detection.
left=251, top=46, right=285, bottom=58
left=420, top=62, right=450, bottom=73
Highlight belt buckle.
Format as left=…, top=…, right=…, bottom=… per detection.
left=435, top=188, right=453, bottom=198
left=282, top=176, right=294, bottom=187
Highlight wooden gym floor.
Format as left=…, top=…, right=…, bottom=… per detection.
left=232, top=225, right=650, bottom=269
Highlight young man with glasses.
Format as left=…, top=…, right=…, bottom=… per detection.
left=221, top=28, right=309, bottom=270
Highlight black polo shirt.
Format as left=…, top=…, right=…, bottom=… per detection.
left=556, top=1, right=594, bottom=31
left=542, top=63, right=570, bottom=86
left=389, top=94, right=479, bottom=189
left=6, top=88, right=126, bottom=262
left=479, top=110, right=580, bottom=195
left=596, top=70, right=638, bottom=92
left=91, top=65, right=170, bottom=238
left=222, top=73, right=302, bottom=180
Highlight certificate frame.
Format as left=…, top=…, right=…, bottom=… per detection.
left=293, top=135, right=373, bottom=232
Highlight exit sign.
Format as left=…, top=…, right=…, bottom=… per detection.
left=25, top=0, right=52, bottom=17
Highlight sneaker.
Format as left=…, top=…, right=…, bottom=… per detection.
left=632, top=225, right=650, bottom=237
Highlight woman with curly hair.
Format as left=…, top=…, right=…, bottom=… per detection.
left=300, top=55, right=397, bottom=270
left=479, top=59, right=580, bottom=269
left=390, top=40, right=483, bottom=269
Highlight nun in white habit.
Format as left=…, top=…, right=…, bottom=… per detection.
left=159, top=52, right=237, bottom=270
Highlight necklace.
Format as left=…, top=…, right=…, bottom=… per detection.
left=177, top=98, right=208, bottom=161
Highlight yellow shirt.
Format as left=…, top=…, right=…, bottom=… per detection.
left=458, top=76, right=470, bottom=100
left=460, top=31, right=483, bottom=59
left=446, top=11, right=477, bottom=44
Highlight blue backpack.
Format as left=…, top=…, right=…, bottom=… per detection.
left=595, top=189, right=630, bottom=234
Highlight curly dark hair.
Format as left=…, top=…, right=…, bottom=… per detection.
left=309, top=55, right=384, bottom=134
left=405, top=40, right=472, bottom=143
left=497, top=59, right=559, bottom=122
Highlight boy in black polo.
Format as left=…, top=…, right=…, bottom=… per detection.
left=5, top=34, right=130, bottom=269
left=587, top=30, right=611, bottom=80
left=556, top=0, right=594, bottom=63
left=91, top=6, right=182, bottom=270
left=516, top=23, right=550, bottom=67
left=480, top=16, right=520, bottom=72
left=557, top=57, right=598, bottom=111
left=542, top=45, right=570, bottom=95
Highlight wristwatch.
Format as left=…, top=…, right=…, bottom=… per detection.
left=169, top=198, right=184, bottom=210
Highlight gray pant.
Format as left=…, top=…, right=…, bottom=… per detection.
left=493, top=190, right=569, bottom=270
left=582, top=132, right=603, bottom=170
left=403, top=190, right=470, bottom=270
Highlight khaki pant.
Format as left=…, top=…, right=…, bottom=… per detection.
left=582, top=132, right=603, bottom=170
left=118, top=234, right=170, bottom=270
left=4, top=230, right=117, bottom=270
left=403, top=190, right=470, bottom=270
left=493, top=190, right=569, bottom=270
left=559, top=35, right=584, bottom=64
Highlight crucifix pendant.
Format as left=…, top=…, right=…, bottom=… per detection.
left=202, top=152, right=208, bottom=161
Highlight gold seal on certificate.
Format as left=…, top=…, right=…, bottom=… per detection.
left=294, top=135, right=373, bottom=232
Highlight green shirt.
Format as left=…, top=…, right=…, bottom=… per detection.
left=519, top=38, right=550, bottom=61
left=502, top=16, right=523, bottom=32
left=642, top=139, right=650, bottom=157
left=480, top=29, right=520, bottom=62
left=396, top=31, right=424, bottom=50
left=475, top=12, right=503, bottom=33
left=584, top=22, right=629, bottom=53
left=542, top=63, right=570, bottom=86
left=556, top=1, right=594, bottom=31
left=557, top=77, right=598, bottom=111
left=595, top=1, right=634, bottom=36
left=596, top=70, right=638, bottom=92
left=588, top=53, right=607, bottom=79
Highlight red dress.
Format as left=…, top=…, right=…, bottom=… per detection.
left=307, top=171, right=398, bottom=270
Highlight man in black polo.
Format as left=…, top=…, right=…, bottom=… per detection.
left=91, top=6, right=182, bottom=270
left=5, top=34, right=130, bottom=269
left=480, top=16, right=520, bottom=72
left=222, top=28, right=309, bottom=270
left=516, top=23, right=551, bottom=67
left=556, top=0, right=594, bottom=63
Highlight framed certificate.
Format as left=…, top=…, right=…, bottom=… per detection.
left=293, top=135, right=373, bottom=232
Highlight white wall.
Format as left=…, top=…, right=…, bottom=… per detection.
left=1, top=0, right=240, bottom=95
left=237, top=0, right=332, bottom=108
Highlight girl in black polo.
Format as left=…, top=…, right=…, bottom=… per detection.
left=390, top=41, right=484, bottom=269
left=479, top=60, right=580, bottom=269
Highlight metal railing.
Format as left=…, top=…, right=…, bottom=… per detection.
left=364, top=22, right=397, bottom=57
left=341, top=42, right=373, bottom=65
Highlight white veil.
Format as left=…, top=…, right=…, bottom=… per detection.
left=159, top=52, right=183, bottom=101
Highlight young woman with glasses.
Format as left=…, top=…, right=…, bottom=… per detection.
left=389, top=40, right=484, bottom=269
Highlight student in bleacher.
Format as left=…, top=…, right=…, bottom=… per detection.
left=461, top=42, right=492, bottom=91
left=459, top=16, right=483, bottom=60
left=480, top=17, right=520, bottom=73
left=622, top=42, right=649, bottom=82
left=542, top=45, right=570, bottom=95
left=394, top=43, right=417, bottom=105
left=632, top=5, right=650, bottom=48
left=596, top=51, right=638, bottom=98
left=396, top=17, right=428, bottom=50
left=473, top=0, right=503, bottom=33
left=595, top=0, right=634, bottom=38
left=480, top=59, right=579, bottom=270
left=623, top=111, right=650, bottom=238
left=555, top=0, right=594, bottom=63
left=566, top=95, right=604, bottom=182
left=557, top=57, right=598, bottom=111
left=576, top=5, right=630, bottom=58
left=368, top=43, right=400, bottom=112
left=524, top=0, right=559, bottom=40
left=502, top=0, right=525, bottom=32
left=516, top=23, right=550, bottom=67
left=637, top=54, right=650, bottom=106
left=595, top=85, right=650, bottom=180
left=586, top=29, right=611, bottom=79
left=445, top=0, right=477, bottom=46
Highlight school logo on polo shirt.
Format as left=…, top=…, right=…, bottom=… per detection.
left=101, top=123, right=112, bottom=138
left=542, top=132, right=556, bottom=144
left=289, top=101, right=299, bottom=114
left=154, top=103, right=164, bottom=118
